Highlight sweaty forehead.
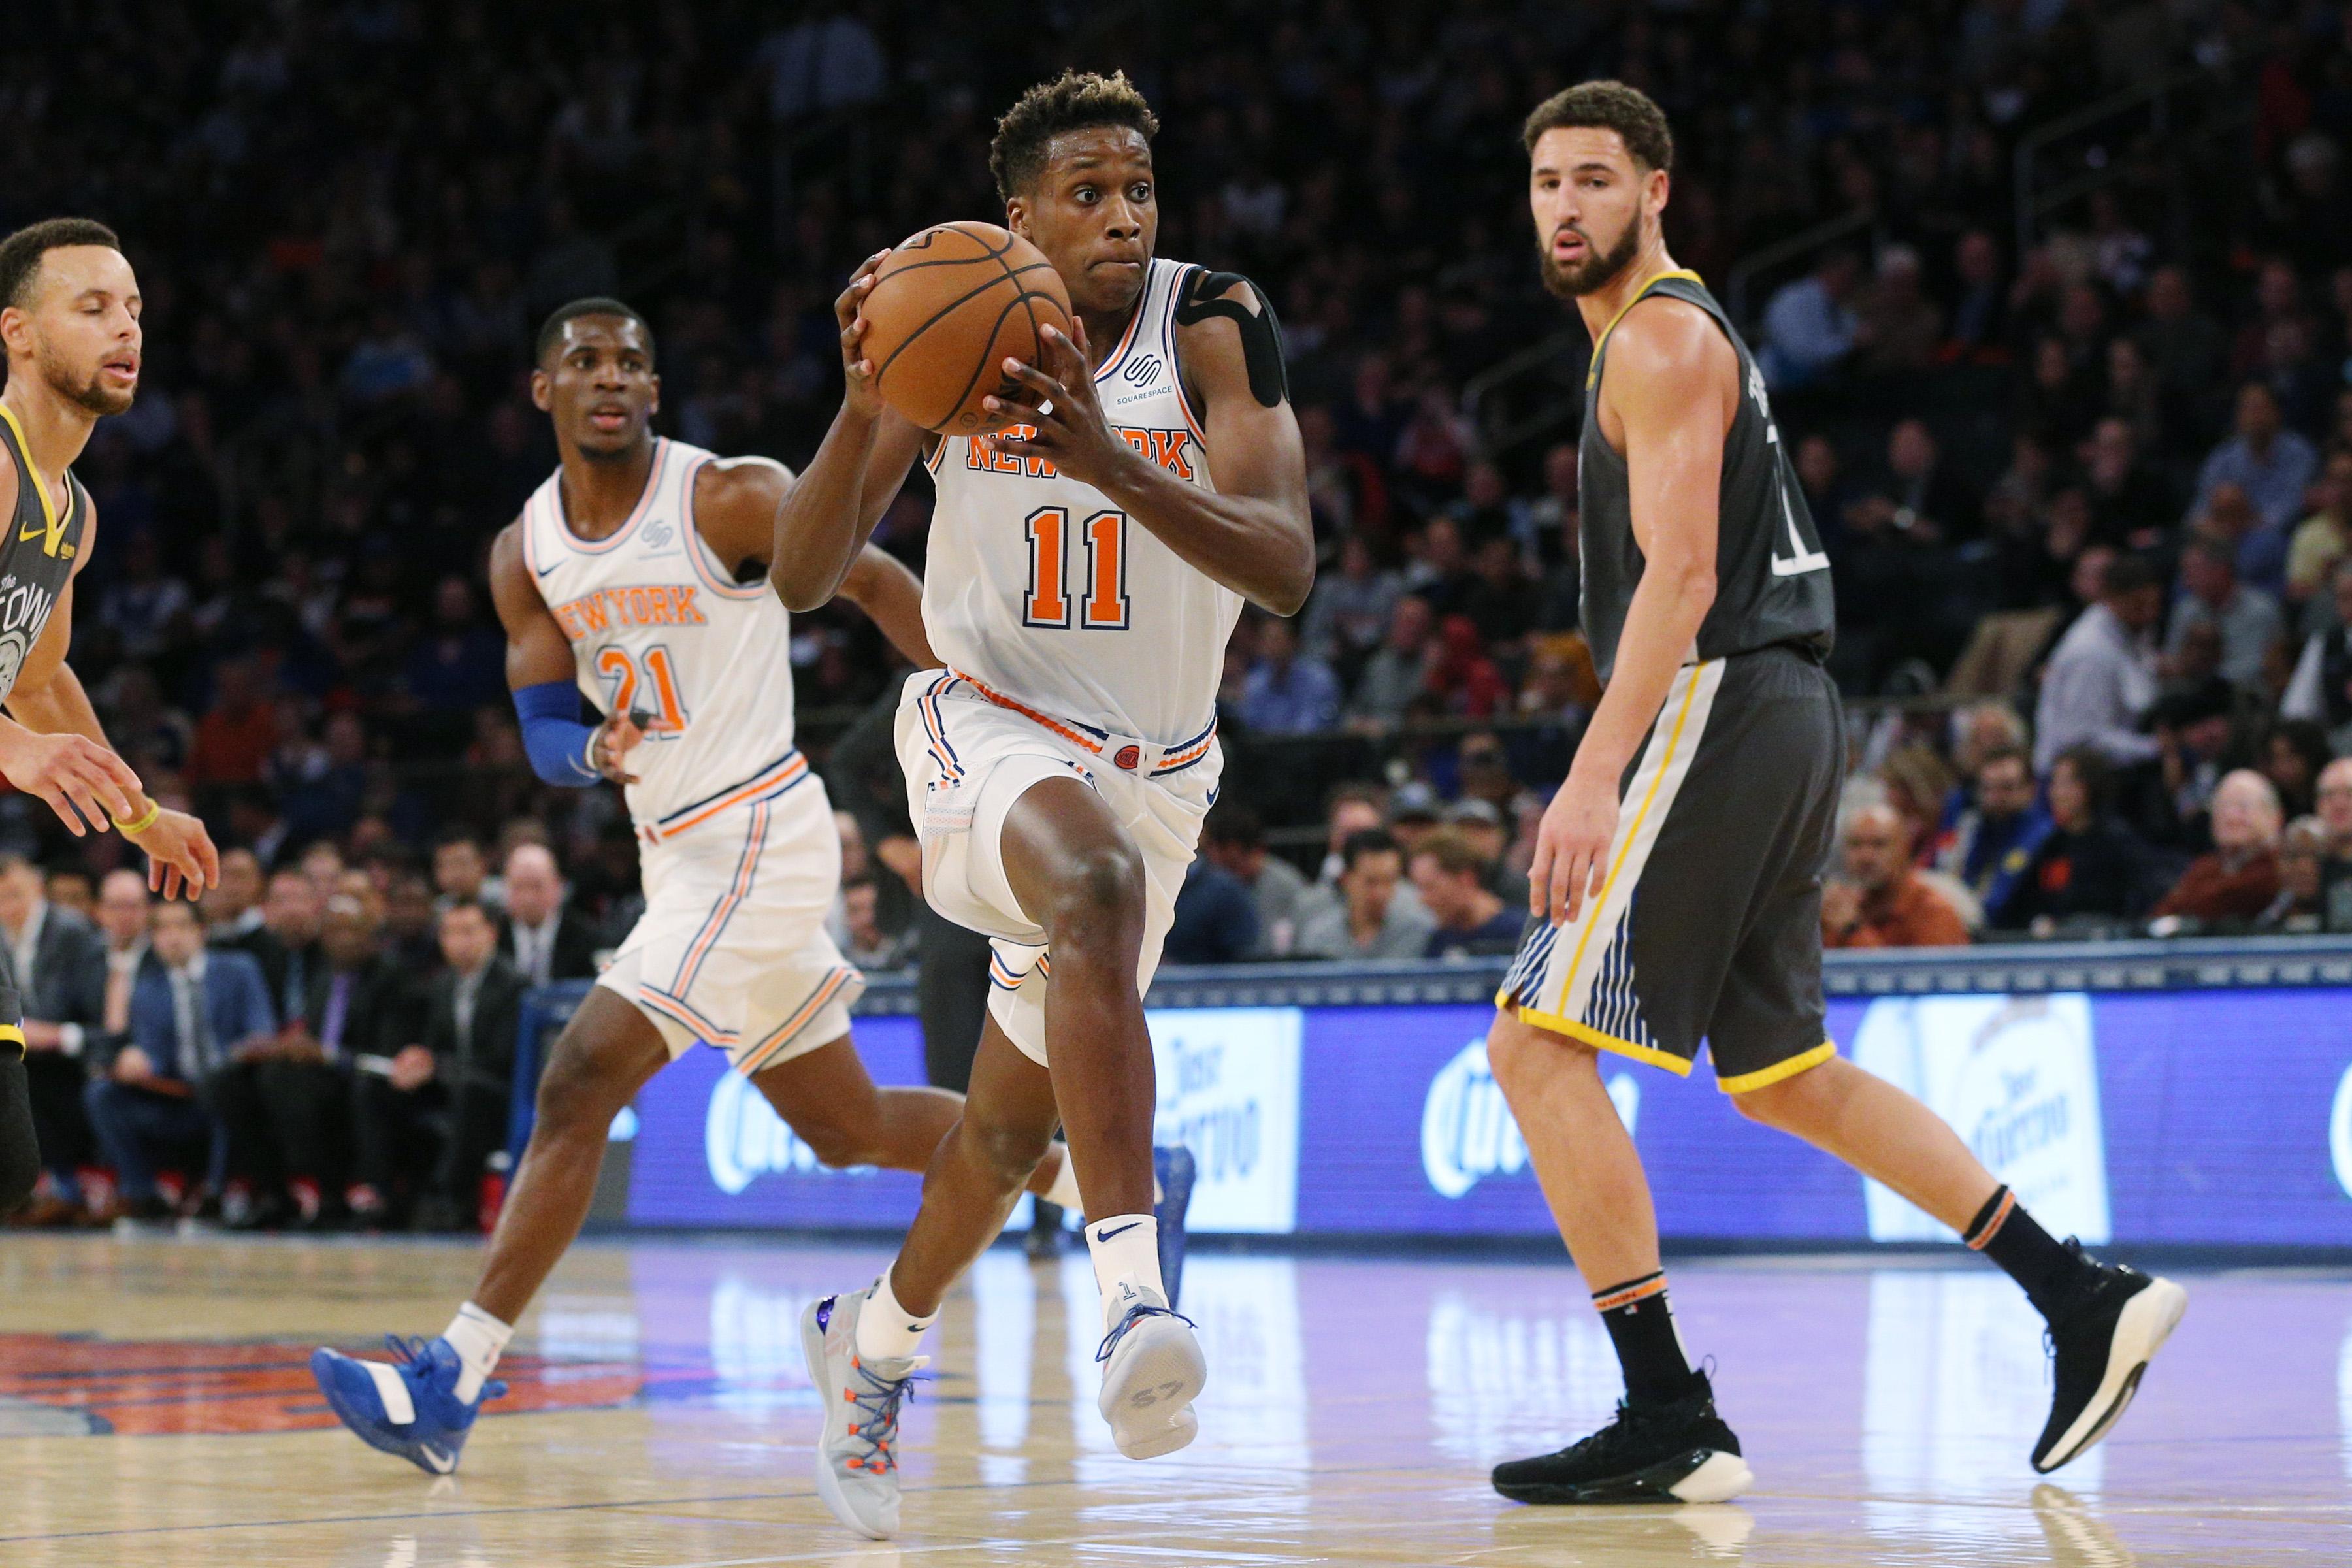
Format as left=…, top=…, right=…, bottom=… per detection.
left=32, top=244, right=136, bottom=304
left=1531, top=125, right=1636, bottom=173
left=1041, top=127, right=1153, bottom=182
left=555, top=316, right=649, bottom=357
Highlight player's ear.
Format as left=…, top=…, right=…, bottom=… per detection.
left=529, top=368, right=552, bottom=412
left=646, top=372, right=660, bottom=416
left=1646, top=166, right=1671, bottom=220
left=1004, top=197, right=1032, bottom=242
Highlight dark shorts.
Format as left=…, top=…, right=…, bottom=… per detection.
left=1497, top=645, right=1843, bottom=1092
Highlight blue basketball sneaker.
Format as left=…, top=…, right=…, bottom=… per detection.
left=310, top=1335, right=507, bottom=1475
left=1152, top=1145, right=1196, bottom=1311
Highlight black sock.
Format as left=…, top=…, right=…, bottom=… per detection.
left=1593, top=1271, right=1697, bottom=1407
left=1965, top=1186, right=2097, bottom=1316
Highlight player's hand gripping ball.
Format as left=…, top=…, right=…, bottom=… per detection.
left=850, top=222, right=1075, bottom=434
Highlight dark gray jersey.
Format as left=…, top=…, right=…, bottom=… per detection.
left=0, top=407, right=88, bottom=705
left=1578, top=271, right=1835, bottom=681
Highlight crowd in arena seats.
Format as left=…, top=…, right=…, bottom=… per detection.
left=11, top=5, right=2352, bottom=1222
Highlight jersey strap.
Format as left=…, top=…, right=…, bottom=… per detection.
left=1585, top=268, right=1706, bottom=391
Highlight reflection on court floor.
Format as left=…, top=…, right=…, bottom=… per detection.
left=0, top=1234, right=2345, bottom=1566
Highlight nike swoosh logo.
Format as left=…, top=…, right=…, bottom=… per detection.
left=1094, top=1221, right=1143, bottom=1244
left=18, top=521, right=44, bottom=542
left=535, top=559, right=559, bottom=577
left=419, top=1444, right=457, bottom=1474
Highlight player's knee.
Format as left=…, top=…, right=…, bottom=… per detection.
left=1485, top=1017, right=1597, bottom=1103
left=962, top=1113, right=1050, bottom=1188
left=533, top=1037, right=627, bottom=1134
left=1729, top=1071, right=1818, bottom=1128
left=791, top=1115, right=875, bottom=1171
left=1042, top=844, right=1146, bottom=943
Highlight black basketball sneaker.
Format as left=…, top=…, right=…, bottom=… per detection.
left=1492, top=1371, right=1753, bottom=1505
left=2031, top=1249, right=2187, bottom=1473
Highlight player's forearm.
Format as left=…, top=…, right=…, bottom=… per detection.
left=1099, top=451, right=1315, bottom=615
left=1571, top=564, right=1715, bottom=785
left=7, top=663, right=110, bottom=750
left=770, top=404, right=890, bottom=612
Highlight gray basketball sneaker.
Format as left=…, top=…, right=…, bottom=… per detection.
left=800, top=1288, right=926, bottom=1539
left=1094, top=1280, right=1207, bottom=1459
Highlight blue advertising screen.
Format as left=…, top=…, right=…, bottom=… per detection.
left=617, top=987, right=2352, bottom=1248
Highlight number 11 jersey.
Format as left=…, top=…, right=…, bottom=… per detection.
left=922, top=255, right=1239, bottom=747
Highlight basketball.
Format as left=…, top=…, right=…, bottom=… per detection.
left=858, top=221, right=1075, bottom=434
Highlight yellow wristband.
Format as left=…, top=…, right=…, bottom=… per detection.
left=114, top=801, right=163, bottom=836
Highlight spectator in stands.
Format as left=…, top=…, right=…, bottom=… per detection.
left=2316, top=758, right=2352, bottom=930
left=1347, top=595, right=1435, bottom=727
left=2150, top=769, right=2284, bottom=928
left=1426, top=614, right=1509, bottom=718
left=1240, top=617, right=1341, bottom=735
left=204, top=849, right=267, bottom=946
left=2262, top=719, right=2335, bottom=820
left=432, top=832, right=491, bottom=912
left=1295, top=829, right=1435, bottom=960
left=1860, top=419, right=1981, bottom=546
left=1822, top=802, right=1970, bottom=949
left=46, top=870, right=92, bottom=926
left=1299, top=532, right=1401, bottom=670
left=2082, top=417, right=2178, bottom=552
left=1408, top=829, right=1523, bottom=960
left=1761, top=250, right=1859, bottom=389
left=2134, top=266, right=2228, bottom=435
left=497, top=843, right=599, bottom=987
left=2257, top=817, right=2332, bottom=934
left=1934, top=745, right=2051, bottom=928
left=2280, top=557, right=2352, bottom=748
left=2034, top=553, right=2164, bottom=773
left=351, top=899, right=520, bottom=1231
left=1386, top=783, right=1444, bottom=858
left=836, top=879, right=903, bottom=970
left=2191, top=382, right=2318, bottom=540
left=2165, top=537, right=2285, bottom=690
left=1200, top=804, right=1311, bottom=958
left=1445, top=798, right=1530, bottom=910
left=1857, top=245, right=1942, bottom=374
left=1166, top=851, right=1262, bottom=966
left=2005, top=747, right=2159, bottom=932
left=237, top=870, right=325, bottom=1028
left=2286, top=450, right=2352, bottom=620
left=84, top=900, right=274, bottom=1222
left=1946, top=229, right=2009, bottom=355
left=3, top=856, right=105, bottom=1225
left=214, top=890, right=385, bottom=1229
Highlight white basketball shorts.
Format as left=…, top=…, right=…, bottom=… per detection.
left=598, top=762, right=864, bottom=1076
left=893, top=669, right=1220, bottom=1066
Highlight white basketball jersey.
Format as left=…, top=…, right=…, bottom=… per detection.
left=521, top=438, right=806, bottom=836
left=924, top=256, right=1239, bottom=745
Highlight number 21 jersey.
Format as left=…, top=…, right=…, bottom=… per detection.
left=923, top=256, right=1239, bottom=746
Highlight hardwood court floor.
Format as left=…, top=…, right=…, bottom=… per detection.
left=0, top=1232, right=2345, bottom=1566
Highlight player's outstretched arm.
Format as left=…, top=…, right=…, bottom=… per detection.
left=987, top=274, right=1315, bottom=615
left=1529, top=299, right=1731, bottom=927
left=838, top=545, right=938, bottom=669
left=0, top=497, right=216, bottom=899
left=694, top=458, right=938, bottom=666
left=489, top=522, right=640, bottom=787
left=768, top=252, right=931, bottom=612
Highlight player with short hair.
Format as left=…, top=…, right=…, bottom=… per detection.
left=1482, top=81, right=2184, bottom=1507
left=310, top=295, right=1093, bottom=1476
left=0, top=218, right=221, bottom=1220
left=771, top=70, right=1313, bottom=1537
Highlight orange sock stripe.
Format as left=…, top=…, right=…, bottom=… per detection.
left=1965, top=1188, right=2016, bottom=1250
left=1590, top=1274, right=1669, bottom=1313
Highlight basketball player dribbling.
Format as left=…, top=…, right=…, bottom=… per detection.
left=310, top=297, right=1095, bottom=1475
left=1483, top=83, right=2184, bottom=1505
left=770, top=72, right=1314, bottom=1539
left=0, top=220, right=220, bottom=1220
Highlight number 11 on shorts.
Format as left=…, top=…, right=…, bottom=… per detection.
left=1022, top=505, right=1132, bottom=630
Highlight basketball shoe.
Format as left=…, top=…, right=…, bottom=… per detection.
left=1095, top=1280, right=1206, bottom=1458
left=1492, top=1371, right=1753, bottom=1505
left=802, top=1287, right=925, bottom=1539
left=310, top=1336, right=507, bottom=1475
left=2032, top=1250, right=2187, bottom=1473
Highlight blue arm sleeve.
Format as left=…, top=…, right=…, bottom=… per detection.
left=514, top=681, right=601, bottom=787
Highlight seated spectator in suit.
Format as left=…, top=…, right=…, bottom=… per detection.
left=238, top=869, right=325, bottom=1030
left=1409, top=828, right=1525, bottom=959
left=432, top=830, right=493, bottom=913
left=1, top=855, right=107, bottom=1224
left=2003, top=747, right=2161, bottom=931
left=211, top=892, right=399, bottom=1229
left=2150, top=768, right=2283, bottom=928
left=203, top=849, right=268, bottom=947
left=82, top=900, right=275, bottom=1221
left=1296, top=830, right=1437, bottom=960
left=351, top=899, right=522, bottom=1231
left=2257, top=816, right=2332, bottom=933
left=1933, top=745, right=2051, bottom=928
left=497, top=843, right=600, bottom=987
left=1201, top=804, right=1312, bottom=957
left=1822, top=803, right=1971, bottom=949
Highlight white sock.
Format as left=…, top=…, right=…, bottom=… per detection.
left=1086, top=1213, right=1163, bottom=1329
left=1039, top=1151, right=1161, bottom=1217
left=854, top=1268, right=937, bottom=1363
left=443, top=1302, right=513, bottom=1404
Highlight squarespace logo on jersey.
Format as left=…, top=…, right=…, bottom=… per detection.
left=1421, top=1037, right=1639, bottom=1200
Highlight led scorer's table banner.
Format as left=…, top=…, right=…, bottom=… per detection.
left=568, top=938, right=2352, bottom=1247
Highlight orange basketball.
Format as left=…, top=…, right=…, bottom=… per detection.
left=859, top=221, right=1075, bottom=435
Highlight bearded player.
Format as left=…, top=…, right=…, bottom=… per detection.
left=0, top=220, right=219, bottom=1222
left=770, top=72, right=1313, bottom=1537
left=310, top=296, right=1096, bottom=1475
left=1482, top=82, right=2183, bottom=1506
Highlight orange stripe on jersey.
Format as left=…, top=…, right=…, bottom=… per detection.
left=947, top=668, right=1105, bottom=755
